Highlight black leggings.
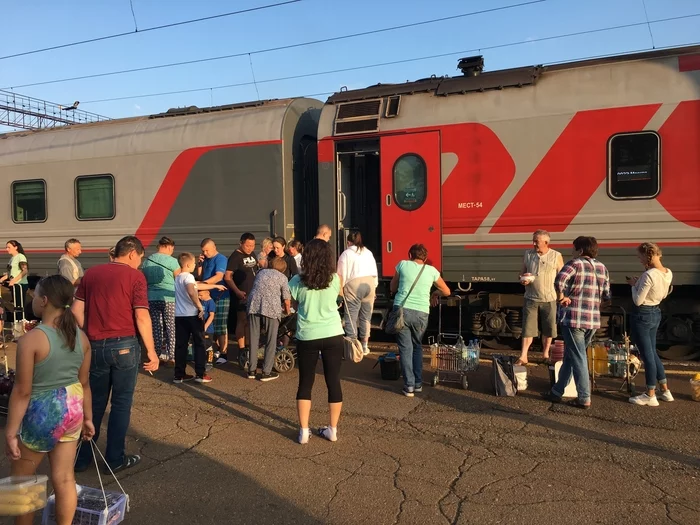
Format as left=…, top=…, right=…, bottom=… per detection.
left=296, top=335, right=344, bottom=403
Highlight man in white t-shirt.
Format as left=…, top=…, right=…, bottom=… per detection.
left=57, top=238, right=84, bottom=287
left=174, top=252, right=225, bottom=385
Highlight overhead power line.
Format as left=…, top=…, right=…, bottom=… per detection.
left=0, top=0, right=302, bottom=61
left=79, top=14, right=700, bottom=105
left=4, top=0, right=546, bottom=90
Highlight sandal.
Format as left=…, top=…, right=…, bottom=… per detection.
left=540, top=391, right=562, bottom=403
left=567, top=399, right=591, bottom=410
left=104, top=454, right=141, bottom=474
left=515, top=359, right=527, bottom=366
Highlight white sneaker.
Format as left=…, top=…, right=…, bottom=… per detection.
left=215, top=357, right=228, bottom=365
left=298, top=428, right=310, bottom=445
left=629, top=393, right=660, bottom=406
left=658, top=390, right=674, bottom=402
left=362, top=347, right=370, bottom=356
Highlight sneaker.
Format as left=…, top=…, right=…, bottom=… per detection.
left=215, top=357, right=228, bottom=365
left=362, top=347, right=370, bottom=356
left=658, top=390, right=674, bottom=402
left=213, top=350, right=221, bottom=359
left=629, top=393, right=659, bottom=406
left=247, top=370, right=257, bottom=379
left=173, top=374, right=194, bottom=384
left=298, top=428, right=310, bottom=445
left=195, top=375, right=213, bottom=383
left=403, top=387, right=415, bottom=398
left=414, top=385, right=423, bottom=393
left=260, top=371, right=279, bottom=382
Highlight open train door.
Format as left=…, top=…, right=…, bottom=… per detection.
left=380, top=131, right=441, bottom=276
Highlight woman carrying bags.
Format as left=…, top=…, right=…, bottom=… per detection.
left=389, top=244, right=450, bottom=397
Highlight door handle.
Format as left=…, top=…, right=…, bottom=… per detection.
left=340, top=193, right=347, bottom=222
left=385, top=194, right=392, bottom=207
left=386, top=241, right=392, bottom=253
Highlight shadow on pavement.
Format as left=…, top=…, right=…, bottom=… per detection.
left=0, top=428, right=323, bottom=525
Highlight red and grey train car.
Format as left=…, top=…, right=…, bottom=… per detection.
left=317, top=45, right=700, bottom=349
left=0, top=98, right=322, bottom=269
left=2, top=45, right=699, bottom=348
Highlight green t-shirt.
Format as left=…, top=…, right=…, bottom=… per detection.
left=142, top=253, right=180, bottom=302
left=393, top=260, right=441, bottom=314
left=8, top=254, right=28, bottom=285
left=288, top=273, right=344, bottom=341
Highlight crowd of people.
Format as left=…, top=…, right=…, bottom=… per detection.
left=0, top=225, right=677, bottom=524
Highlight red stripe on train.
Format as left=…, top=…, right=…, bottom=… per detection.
left=462, top=241, right=700, bottom=250
left=490, top=104, right=662, bottom=234
left=135, top=140, right=282, bottom=247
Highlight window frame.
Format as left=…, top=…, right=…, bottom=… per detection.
left=11, top=178, right=48, bottom=224
left=606, top=131, right=661, bottom=201
left=392, top=153, right=428, bottom=212
left=74, top=173, right=116, bottom=221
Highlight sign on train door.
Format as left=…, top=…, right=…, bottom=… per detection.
left=380, top=131, right=441, bottom=276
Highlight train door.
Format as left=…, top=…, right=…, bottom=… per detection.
left=380, top=131, right=441, bottom=275
left=336, top=140, right=382, bottom=269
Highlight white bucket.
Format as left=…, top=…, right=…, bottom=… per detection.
left=554, top=361, right=578, bottom=397
left=514, top=365, right=528, bottom=391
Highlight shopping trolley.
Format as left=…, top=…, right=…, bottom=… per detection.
left=429, top=295, right=480, bottom=390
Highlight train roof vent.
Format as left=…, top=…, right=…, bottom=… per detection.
left=334, top=99, right=381, bottom=136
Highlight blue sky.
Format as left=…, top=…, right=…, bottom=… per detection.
left=1, top=0, right=699, bottom=131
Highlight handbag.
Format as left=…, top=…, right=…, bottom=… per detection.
left=342, top=297, right=364, bottom=363
left=385, top=263, right=427, bottom=335
left=491, top=355, right=518, bottom=397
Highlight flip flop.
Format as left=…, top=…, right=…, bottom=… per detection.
left=515, top=359, right=527, bottom=366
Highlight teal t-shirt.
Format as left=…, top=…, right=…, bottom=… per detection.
left=142, top=253, right=180, bottom=302
left=288, top=273, right=344, bottom=341
left=393, top=260, right=441, bottom=314
left=9, top=253, right=28, bottom=285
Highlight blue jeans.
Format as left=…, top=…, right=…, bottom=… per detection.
left=395, top=307, right=429, bottom=390
left=631, top=305, right=666, bottom=390
left=76, top=336, right=139, bottom=469
left=552, top=326, right=595, bottom=404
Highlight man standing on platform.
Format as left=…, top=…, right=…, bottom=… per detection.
left=198, top=238, right=230, bottom=364
left=517, top=230, right=563, bottom=364
left=72, top=235, right=159, bottom=473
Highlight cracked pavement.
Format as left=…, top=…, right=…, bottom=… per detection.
left=2, top=353, right=700, bottom=524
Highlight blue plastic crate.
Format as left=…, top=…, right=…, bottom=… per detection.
left=42, top=486, right=127, bottom=525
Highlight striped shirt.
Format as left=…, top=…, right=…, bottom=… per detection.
left=555, top=257, right=611, bottom=329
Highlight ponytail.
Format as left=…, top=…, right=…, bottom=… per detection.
left=36, top=275, right=79, bottom=351
left=347, top=230, right=365, bottom=253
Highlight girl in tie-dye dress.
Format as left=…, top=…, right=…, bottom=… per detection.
left=4, top=275, right=94, bottom=525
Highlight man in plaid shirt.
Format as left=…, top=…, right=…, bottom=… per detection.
left=542, top=236, right=610, bottom=409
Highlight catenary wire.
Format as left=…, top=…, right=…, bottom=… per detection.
left=3, top=0, right=546, bottom=89
left=79, top=15, right=700, bottom=105
left=0, top=0, right=302, bottom=60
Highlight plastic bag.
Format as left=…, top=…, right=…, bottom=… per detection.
left=491, top=355, right=517, bottom=397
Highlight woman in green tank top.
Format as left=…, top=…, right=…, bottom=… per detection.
left=4, top=275, right=94, bottom=525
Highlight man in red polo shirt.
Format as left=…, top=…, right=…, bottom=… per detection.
left=71, top=235, right=159, bottom=473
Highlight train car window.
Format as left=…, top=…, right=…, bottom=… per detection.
left=75, top=174, right=115, bottom=220
left=393, top=154, right=427, bottom=211
left=12, top=180, right=47, bottom=223
left=607, top=131, right=660, bottom=199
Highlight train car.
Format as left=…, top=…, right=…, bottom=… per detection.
left=0, top=98, right=323, bottom=273
left=317, top=46, right=700, bottom=349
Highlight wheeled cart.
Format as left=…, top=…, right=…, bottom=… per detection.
left=429, top=296, right=480, bottom=390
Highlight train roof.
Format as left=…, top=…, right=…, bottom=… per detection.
left=0, top=97, right=322, bottom=166
left=326, top=44, right=700, bottom=104
left=0, top=98, right=298, bottom=140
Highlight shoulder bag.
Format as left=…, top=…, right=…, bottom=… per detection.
left=385, top=263, right=427, bottom=335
